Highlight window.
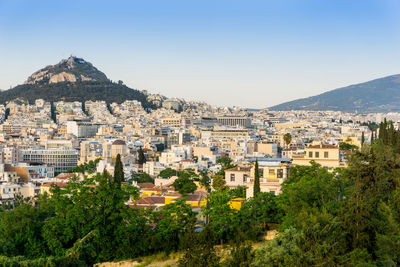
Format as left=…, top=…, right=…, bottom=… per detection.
left=324, top=151, right=329, bottom=158
left=309, top=151, right=313, bottom=158
left=277, top=169, right=283, bottom=178
left=243, top=174, right=248, bottom=183
left=315, top=152, right=319, bottom=158
left=230, top=173, right=235, bottom=182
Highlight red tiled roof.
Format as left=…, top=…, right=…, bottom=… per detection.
left=176, top=191, right=207, bottom=202
left=137, top=182, right=155, bottom=188
left=134, top=196, right=165, bottom=205
left=56, top=173, right=75, bottom=180
left=42, top=182, right=68, bottom=188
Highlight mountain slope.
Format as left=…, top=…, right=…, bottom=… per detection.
left=0, top=56, right=154, bottom=108
left=270, top=74, right=400, bottom=113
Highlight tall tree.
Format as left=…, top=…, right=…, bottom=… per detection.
left=212, top=175, right=227, bottom=191
left=4, top=108, right=9, bottom=121
left=114, top=154, right=124, bottom=186
left=137, top=147, right=146, bottom=165
left=361, top=132, right=365, bottom=145
left=379, top=118, right=388, bottom=144
left=199, top=171, right=211, bottom=193
left=50, top=102, right=57, bottom=123
left=283, top=133, right=292, bottom=147
left=253, top=160, right=260, bottom=197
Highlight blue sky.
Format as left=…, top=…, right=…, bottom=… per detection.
left=1, top=0, right=400, bottom=108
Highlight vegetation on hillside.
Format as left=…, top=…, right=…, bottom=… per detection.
left=0, top=81, right=155, bottom=109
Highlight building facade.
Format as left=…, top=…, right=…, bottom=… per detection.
left=20, top=149, right=79, bottom=173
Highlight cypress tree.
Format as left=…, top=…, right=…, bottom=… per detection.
left=114, top=154, right=124, bottom=187
left=253, top=160, right=260, bottom=197
left=138, top=147, right=146, bottom=165
left=50, top=102, right=57, bottom=123
left=378, top=119, right=389, bottom=144
left=371, top=131, right=374, bottom=143
left=4, top=108, right=9, bottom=121
left=361, top=132, right=365, bottom=146
left=389, top=122, right=395, bottom=146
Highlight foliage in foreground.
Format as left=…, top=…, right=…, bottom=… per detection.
left=253, top=122, right=400, bottom=266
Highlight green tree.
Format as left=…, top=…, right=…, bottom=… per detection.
left=4, top=108, right=9, bottom=121
left=217, top=156, right=233, bottom=168
left=129, top=172, right=154, bottom=184
left=199, top=171, right=211, bottom=192
left=212, top=175, right=227, bottom=191
left=339, top=143, right=400, bottom=258
left=253, top=160, right=260, bottom=197
left=361, top=131, right=365, bottom=145
left=204, top=190, right=239, bottom=243
left=238, top=192, right=282, bottom=240
left=283, top=133, right=292, bottom=147
left=0, top=204, right=48, bottom=258
left=224, top=241, right=254, bottom=267
left=339, top=142, right=359, bottom=152
left=173, top=173, right=197, bottom=196
left=137, top=147, right=146, bottom=165
left=159, top=167, right=177, bottom=178
left=216, top=156, right=236, bottom=176
left=279, top=162, right=348, bottom=228
left=253, top=228, right=303, bottom=266
left=50, top=102, right=57, bottom=123
left=230, top=185, right=246, bottom=198
left=178, top=225, right=220, bottom=267
left=151, top=200, right=196, bottom=253
left=114, top=154, right=124, bottom=186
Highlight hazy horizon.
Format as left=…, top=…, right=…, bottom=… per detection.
left=1, top=0, right=400, bottom=108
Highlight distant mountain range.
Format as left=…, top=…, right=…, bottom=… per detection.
left=270, top=74, right=400, bottom=113
left=0, top=56, right=154, bottom=108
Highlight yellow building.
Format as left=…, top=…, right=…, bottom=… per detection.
left=185, top=191, right=207, bottom=207
left=292, top=144, right=342, bottom=168
left=246, top=158, right=292, bottom=198
left=228, top=197, right=245, bottom=210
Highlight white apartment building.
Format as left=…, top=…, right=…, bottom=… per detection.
left=66, top=120, right=100, bottom=138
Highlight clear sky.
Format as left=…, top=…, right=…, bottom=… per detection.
left=1, top=0, right=400, bottom=108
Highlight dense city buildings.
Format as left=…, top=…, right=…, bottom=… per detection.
left=0, top=96, right=383, bottom=207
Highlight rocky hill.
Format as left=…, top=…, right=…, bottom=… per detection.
left=270, top=74, right=400, bottom=113
left=0, top=56, right=154, bottom=108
